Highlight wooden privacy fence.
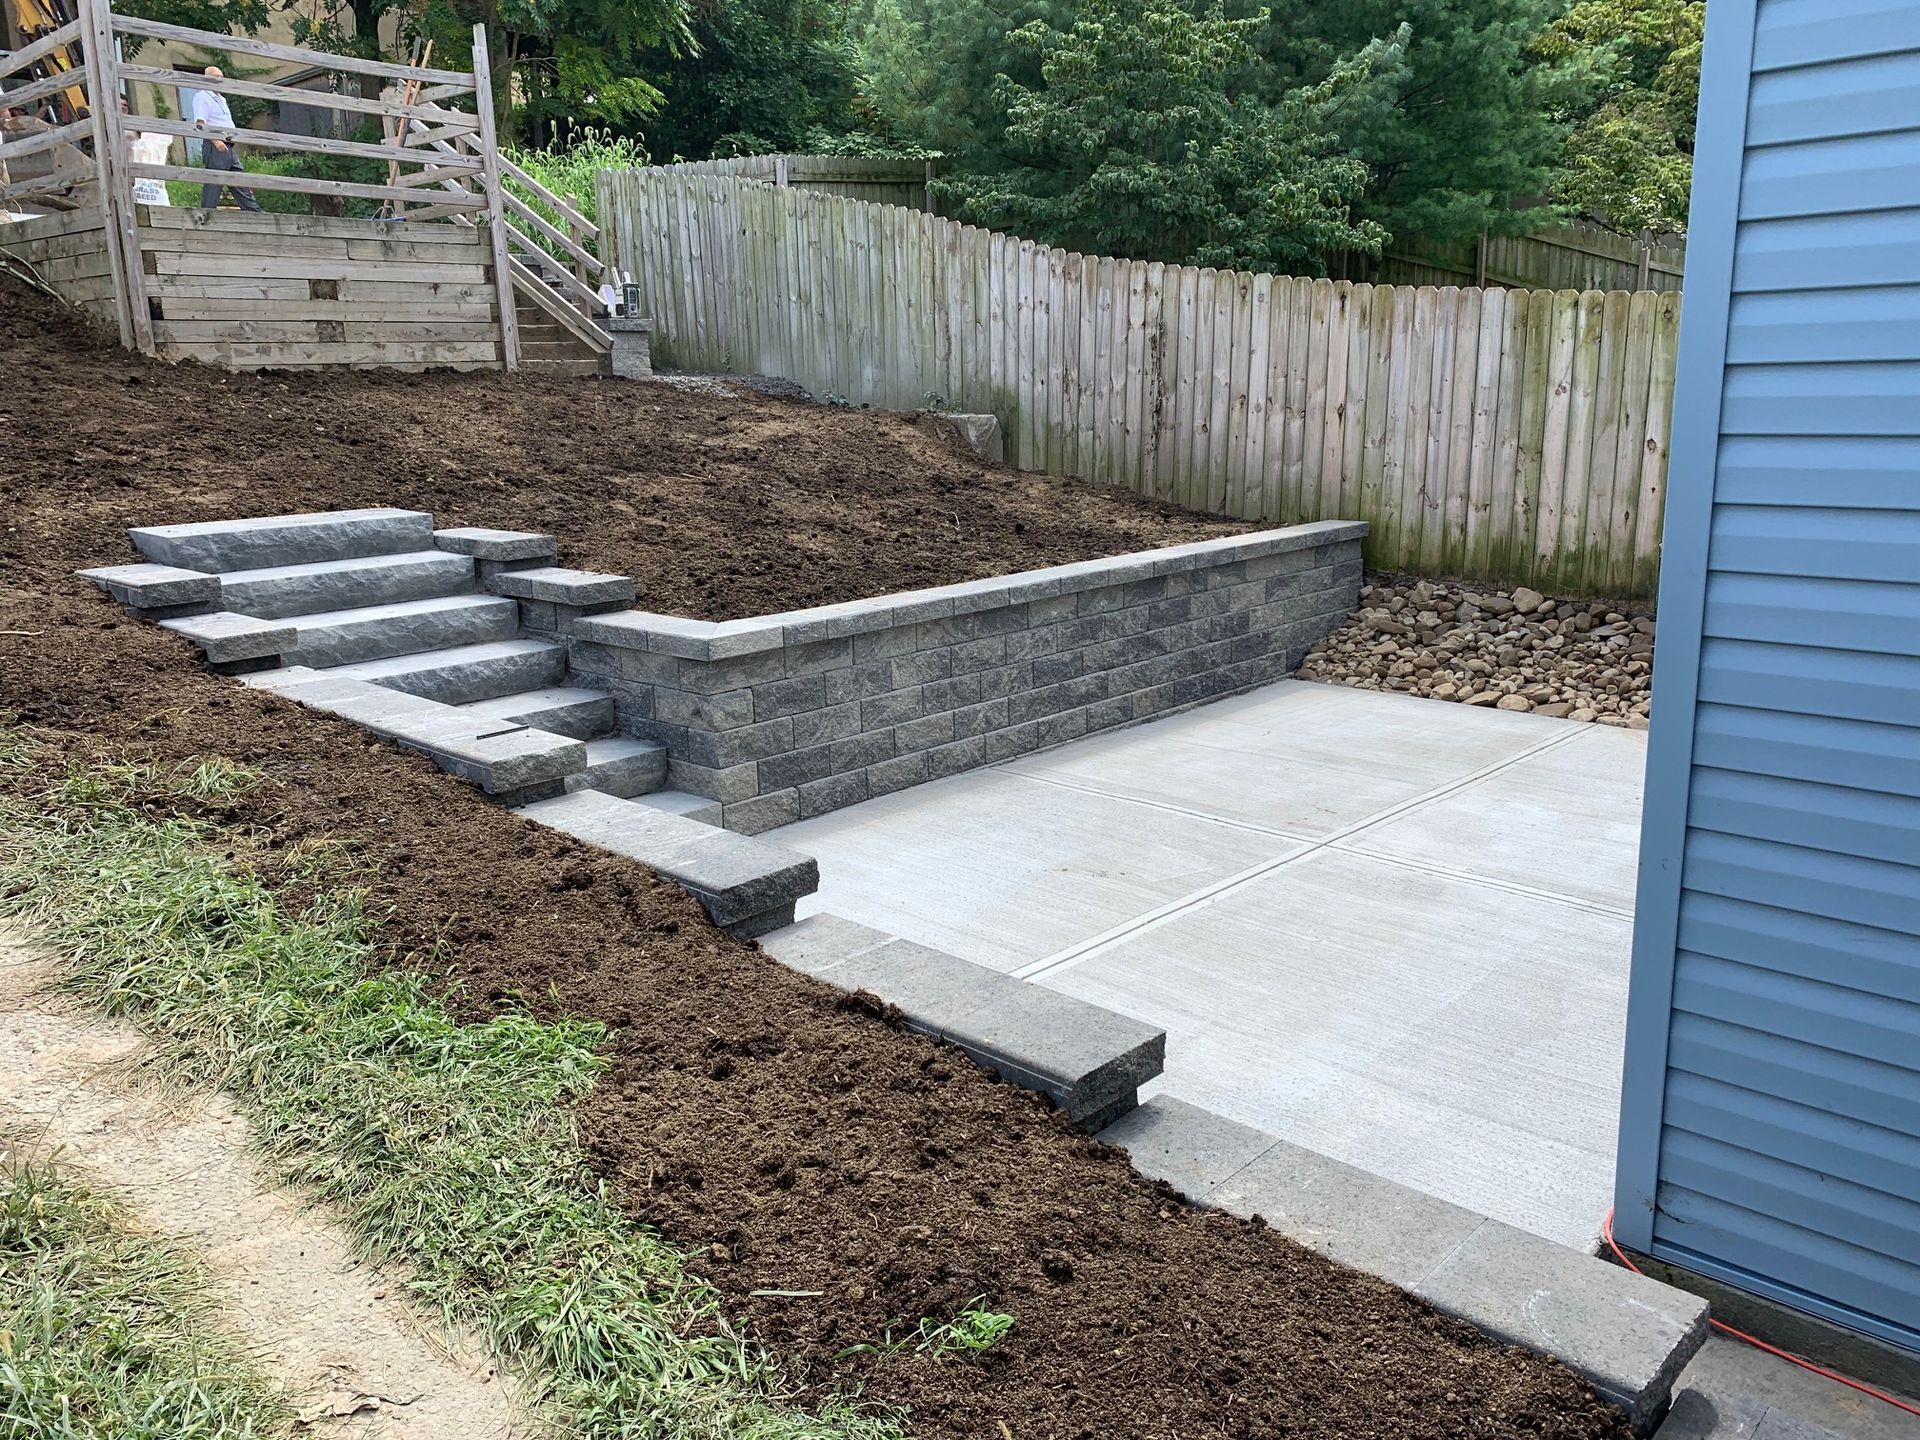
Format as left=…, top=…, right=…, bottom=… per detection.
left=598, top=169, right=1679, bottom=596
left=1359, top=224, right=1686, bottom=294
left=639, top=155, right=937, bottom=212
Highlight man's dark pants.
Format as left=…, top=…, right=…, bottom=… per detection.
left=200, top=145, right=264, bottom=212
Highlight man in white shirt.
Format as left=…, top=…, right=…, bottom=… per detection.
left=189, top=67, right=263, bottom=212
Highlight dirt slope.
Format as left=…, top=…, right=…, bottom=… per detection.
left=0, top=279, right=1627, bottom=1440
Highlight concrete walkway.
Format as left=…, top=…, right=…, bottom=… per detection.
left=774, top=679, right=1647, bottom=1252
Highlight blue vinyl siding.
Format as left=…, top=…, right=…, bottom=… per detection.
left=1615, top=0, right=1920, bottom=1351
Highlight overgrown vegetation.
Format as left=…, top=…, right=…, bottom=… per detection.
left=0, top=747, right=906, bottom=1440
left=0, top=1153, right=293, bottom=1439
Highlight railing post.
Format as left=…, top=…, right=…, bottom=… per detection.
left=76, top=0, right=150, bottom=351
left=468, top=22, right=520, bottom=371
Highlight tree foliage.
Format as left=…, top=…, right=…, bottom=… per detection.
left=941, top=0, right=1402, bottom=271
left=1259, top=0, right=1594, bottom=245
left=1539, top=0, right=1702, bottom=233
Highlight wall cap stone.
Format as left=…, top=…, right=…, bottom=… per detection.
left=575, top=521, right=1370, bottom=659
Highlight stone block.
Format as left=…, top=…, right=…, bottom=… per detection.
left=798, top=770, right=869, bottom=819
left=655, top=686, right=755, bottom=731
left=783, top=637, right=854, bottom=677
left=921, top=672, right=985, bottom=712
left=893, top=711, right=955, bottom=752
left=433, top=526, right=557, bottom=561
left=1007, top=673, right=1108, bottom=726
left=941, top=986, right=1164, bottom=1124
left=852, top=623, right=932, bottom=661
left=1028, top=593, right=1078, bottom=626
left=1085, top=694, right=1134, bottom=732
left=665, top=757, right=761, bottom=804
left=937, top=411, right=1004, bottom=462
left=517, top=789, right=817, bottom=934
left=723, top=789, right=800, bottom=835
left=131, top=508, right=433, bottom=572
left=791, top=701, right=863, bottom=748
left=829, top=731, right=894, bottom=775
left=608, top=316, right=654, bottom=379
left=860, top=687, right=926, bottom=730
left=1132, top=684, right=1177, bottom=719
left=758, top=743, right=837, bottom=793
left=950, top=698, right=1009, bottom=738
left=867, top=751, right=929, bottom=796
left=1098, top=1096, right=1277, bottom=1200
left=488, top=566, right=636, bottom=609
left=1031, top=649, right=1095, bottom=688
left=758, top=912, right=894, bottom=973
left=158, top=611, right=295, bottom=664
left=752, top=672, right=827, bottom=721
left=949, top=635, right=1010, bottom=674
left=1412, top=1221, right=1710, bottom=1434
left=651, top=716, right=794, bottom=770
left=926, top=734, right=987, bottom=780
left=76, top=562, right=219, bottom=611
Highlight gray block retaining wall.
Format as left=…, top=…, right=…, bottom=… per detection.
left=550, top=521, right=1367, bottom=833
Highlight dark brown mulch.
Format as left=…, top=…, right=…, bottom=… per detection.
left=0, top=278, right=1628, bottom=1440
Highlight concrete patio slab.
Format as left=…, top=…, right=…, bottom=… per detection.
left=787, top=767, right=1310, bottom=972
left=773, top=680, right=1648, bottom=1250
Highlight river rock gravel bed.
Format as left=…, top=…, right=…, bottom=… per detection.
left=1298, top=573, right=1657, bottom=726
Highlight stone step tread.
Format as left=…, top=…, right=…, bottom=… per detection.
left=159, top=609, right=296, bottom=664
left=631, top=789, right=722, bottom=825
left=214, top=549, right=477, bottom=619
left=1100, top=1096, right=1708, bottom=1435
left=433, top=527, right=556, bottom=561
left=285, top=637, right=567, bottom=704
left=563, top=737, right=668, bottom=800
left=516, top=788, right=817, bottom=936
left=283, top=594, right=518, bottom=668
left=131, top=507, right=433, bottom=573
left=458, top=686, right=616, bottom=740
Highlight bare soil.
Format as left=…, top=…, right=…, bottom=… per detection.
left=0, top=280, right=1628, bottom=1440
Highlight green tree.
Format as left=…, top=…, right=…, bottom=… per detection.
left=942, top=0, right=1404, bottom=271
left=855, top=0, right=1065, bottom=173
left=1539, top=0, right=1702, bottom=233
left=1261, top=0, right=1594, bottom=245
left=636, top=0, right=865, bottom=160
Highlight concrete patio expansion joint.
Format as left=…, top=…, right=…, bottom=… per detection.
left=1012, top=720, right=1598, bottom=983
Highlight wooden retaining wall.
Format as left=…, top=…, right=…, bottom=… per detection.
left=137, top=208, right=502, bottom=370
left=599, top=170, right=1680, bottom=597
left=0, top=206, right=120, bottom=328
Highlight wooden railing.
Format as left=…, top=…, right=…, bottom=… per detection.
left=1, top=0, right=530, bottom=365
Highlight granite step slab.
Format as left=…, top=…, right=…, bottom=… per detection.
left=282, top=595, right=519, bottom=668
left=630, top=789, right=723, bottom=825
left=563, top=737, right=669, bottom=799
left=158, top=610, right=296, bottom=667
left=131, top=508, right=433, bottom=573
left=432, top=527, right=557, bottom=562
left=277, top=638, right=569, bottom=705
left=460, top=686, right=616, bottom=741
left=516, top=789, right=817, bottom=938
left=76, top=562, right=220, bottom=615
left=487, top=566, right=636, bottom=610
left=760, top=913, right=1165, bottom=1128
left=257, top=674, right=586, bottom=796
left=1102, top=1096, right=1709, bottom=1434
left=214, top=549, right=476, bottom=620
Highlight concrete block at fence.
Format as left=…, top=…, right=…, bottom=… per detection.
left=488, top=566, right=636, bottom=610
left=1412, top=1221, right=1709, bottom=1434
left=517, top=788, right=817, bottom=935
left=131, top=508, right=434, bottom=573
left=608, top=317, right=654, bottom=379
left=1098, top=1096, right=1278, bottom=1201
left=433, top=526, right=558, bottom=562
left=937, top=411, right=1004, bottom=463
left=159, top=610, right=296, bottom=665
left=77, top=562, right=220, bottom=613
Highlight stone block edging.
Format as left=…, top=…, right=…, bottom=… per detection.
left=1103, top=1096, right=1710, bottom=1435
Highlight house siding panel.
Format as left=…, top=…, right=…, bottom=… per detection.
left=1616, top=3, right=1920, bottom=1353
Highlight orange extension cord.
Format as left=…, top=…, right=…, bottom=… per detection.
left=1601, top=1208, right=1920, bottom=1420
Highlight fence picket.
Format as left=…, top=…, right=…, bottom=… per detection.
left=608, top=169, right=1676, bottom=595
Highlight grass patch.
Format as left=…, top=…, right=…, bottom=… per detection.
left=0, top=758, right=902, bottom=1440
left=0, top=1150, right=292, bottom=1439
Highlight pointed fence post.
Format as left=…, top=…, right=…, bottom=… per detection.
left=469, top=23, right=520, bottom=372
